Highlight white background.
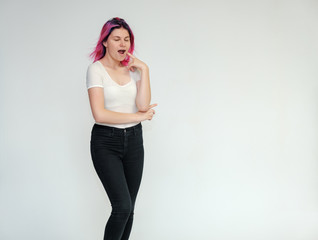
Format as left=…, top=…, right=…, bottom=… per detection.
left=1, top=0, right=318, bottom=239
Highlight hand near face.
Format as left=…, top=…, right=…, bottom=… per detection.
left=126, top=52, right=148, bottom=72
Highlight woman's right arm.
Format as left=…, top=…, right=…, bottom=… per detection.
left=88, top=87, right=155, bottom=124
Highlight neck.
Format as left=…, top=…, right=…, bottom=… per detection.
left=99, top=53, right=123, bottom=69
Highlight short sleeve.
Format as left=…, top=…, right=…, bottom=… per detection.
left=86, top=64, right=104, bottom=89
left=130, top=68, right=141, bottom=82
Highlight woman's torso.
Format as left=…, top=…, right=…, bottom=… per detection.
left=87, top=60, right=141, bottom=129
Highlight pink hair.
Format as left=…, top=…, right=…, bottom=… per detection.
left=88, top=17, right=135, bottom=66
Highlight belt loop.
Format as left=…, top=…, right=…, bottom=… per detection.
left=133, top=125, right=136, bottom=136
left=111, top=128, right=114, bottom=137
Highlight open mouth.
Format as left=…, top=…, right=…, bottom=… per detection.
left=118, top=50, right=126, bottom=54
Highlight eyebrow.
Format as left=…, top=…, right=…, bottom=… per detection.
left=113, top=36, right=130, bottom=38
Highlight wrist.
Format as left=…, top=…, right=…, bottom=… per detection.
left=134, top=112, right=143, bottom=122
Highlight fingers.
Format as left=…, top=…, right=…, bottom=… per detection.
left=127, top=65, right=135, bottom=71
left=139, top=103, right=158, bottom=121
left=148, top=103, right=157, bottom=118
left=147, top=108, right=155, bottom=120
left=149, top=110, right=154, bottom=120
left=147, top=108, right=155, bottom=114
left=149, top=103, right=158, bottom=109
left=126, top=52, right=135, bottom=59
left=126, top=57, right=135, bottom=70
left=126, top=62, right=132, bottom=69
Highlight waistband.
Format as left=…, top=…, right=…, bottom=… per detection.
left=92, top=122, right=142, bottom=136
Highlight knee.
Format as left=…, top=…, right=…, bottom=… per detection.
left=112, top=200, right=133, bottom=217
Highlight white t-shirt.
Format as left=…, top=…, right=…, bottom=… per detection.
left=86, top=60, right=141, bottom=129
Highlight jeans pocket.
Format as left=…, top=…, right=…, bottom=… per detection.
left=92, top=128, right=112, bottom=138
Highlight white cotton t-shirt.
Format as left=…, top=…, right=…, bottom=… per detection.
left=86, top=60, right=141, bottom=129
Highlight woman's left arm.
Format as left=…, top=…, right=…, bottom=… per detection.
left=126, top=52, right=152, bottom=111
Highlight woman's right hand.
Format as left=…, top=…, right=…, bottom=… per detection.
left=136, top=103, right=157, bottom=121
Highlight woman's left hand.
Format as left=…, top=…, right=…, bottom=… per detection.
left=126, top=52, right=148, bottom=72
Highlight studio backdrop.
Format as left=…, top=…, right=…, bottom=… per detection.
left=1, top=0, right=317, bottom=239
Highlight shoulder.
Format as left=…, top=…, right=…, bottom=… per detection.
left=87, top=61, right=102, bottom=73
left=86, top=61, right=104, bottom=89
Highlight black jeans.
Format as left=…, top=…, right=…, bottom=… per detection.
left=90, top=123, right=144, bottom=240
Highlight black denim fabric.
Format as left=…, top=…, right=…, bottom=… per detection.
left=90, top=123, right=144, bottom=240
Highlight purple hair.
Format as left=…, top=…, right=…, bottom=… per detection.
left=89, top=17, right=135, bottom=66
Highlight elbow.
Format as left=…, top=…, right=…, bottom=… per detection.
left=137, top=104, right=149, bottom=112
left=136, top=99, right=151, bottom=112
left=93, top=114, right=101, bottom=123
left=94, top=116, right=101, bottom=123
left=138, top=106, right=148, bottom=112
left=92, top=109, right=104, bottom=123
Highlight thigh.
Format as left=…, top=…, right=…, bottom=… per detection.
left=123, top=130, right=144, bottom=202
left=91, top=134, right=130, bottom=207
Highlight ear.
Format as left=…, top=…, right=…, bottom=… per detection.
left=102, top=41, right=107, bottom=48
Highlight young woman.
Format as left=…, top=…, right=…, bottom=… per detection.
left=86, top=17, right=157, bottom=240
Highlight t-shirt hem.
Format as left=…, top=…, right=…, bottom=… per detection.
left=94, top=122, right=141, bottom=129
left=87, top=85, right=104, bottom=89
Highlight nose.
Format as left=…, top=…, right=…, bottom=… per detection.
left=120, top=40, right=126, bottom=47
